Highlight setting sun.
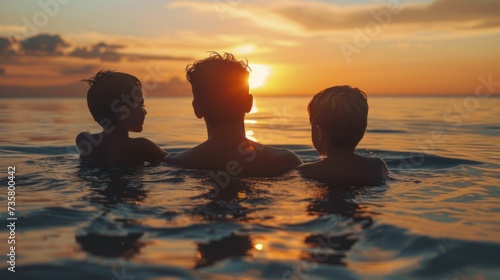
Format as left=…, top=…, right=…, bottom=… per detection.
left=248, top=64, right=271, bottom=89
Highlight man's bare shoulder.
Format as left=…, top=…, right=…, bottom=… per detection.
left=251, top=145, right=303, bottom=174
left=295, top=160, right=318, bottom=171
left=163, top=142, right=208, bottom=166
left=263, top=146, right=302, bottom=163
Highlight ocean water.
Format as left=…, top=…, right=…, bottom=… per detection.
left=0, top=96, right=499, bottom=280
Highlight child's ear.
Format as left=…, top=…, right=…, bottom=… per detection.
left=244, top=94, right=254, bottom=113
left=116, top=105, right=130, bottom=120
left=316, top=124, right=328, bottom=142
left=315, top=124, right=329, bottom=157
left=192, top=100, right=203, bottom=119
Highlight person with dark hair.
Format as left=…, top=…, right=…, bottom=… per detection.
left=76, top=69, right=167, bottom=166
left=165, top=52, right=302, bottom=176
left=297, top=86, right=388, bottom=184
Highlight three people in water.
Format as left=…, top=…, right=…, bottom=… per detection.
left=76, top=52, right=388, bottom=184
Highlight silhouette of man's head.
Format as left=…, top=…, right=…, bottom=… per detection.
left=83, top=70, right=146, bottom=132
left=308, top=86, right=368, bottom=153
left=186, top=52, right=253, bottom=126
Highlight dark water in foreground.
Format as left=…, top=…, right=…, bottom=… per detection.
left=0, top=97, right=499, bottom=279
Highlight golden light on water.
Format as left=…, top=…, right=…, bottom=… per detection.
left=248, top=64, right=271, bottom=89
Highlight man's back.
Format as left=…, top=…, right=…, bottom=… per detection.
left=165, top=138, right=302, bottom=177
left=169, top=52, right=302, bottom=176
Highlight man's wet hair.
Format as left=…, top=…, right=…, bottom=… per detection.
left=186, top=52, right=251, bottom=125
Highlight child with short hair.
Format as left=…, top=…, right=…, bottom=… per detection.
left=76, top=70, right=167, bottom=166
left=297, top=85, right=388, bottom=184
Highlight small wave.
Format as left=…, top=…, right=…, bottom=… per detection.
left=379, top=151, right=482, bottom=169
left=0, top=145, right=79, bottom=155
left=484, top=125, right=500, bottom=130
left=16, top=206, right=95, bottom=229
left=0, top=260, right=202, bottom=280
left=355, top=224, right=500, bottom=278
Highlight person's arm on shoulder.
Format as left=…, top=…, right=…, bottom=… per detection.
left=281, top=148, right=303, bottom=170
left=162, top=152, right=178, bottom=163
left=295, top=162, right=311, bottom=171
left=133, top=138, right=168, bottom=163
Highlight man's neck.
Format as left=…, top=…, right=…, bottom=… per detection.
left=325, top=146, right=355, bottom=157
left=206, top=122, right=247, bottom=143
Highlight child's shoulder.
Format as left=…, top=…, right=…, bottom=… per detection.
left=124, top=137, right=168, bottom=163
left=362, top=155, right=388, bottom=172
left=255, top=144, right=303, bottom=170
left=75, top=133, right=166, bottom=166
left=75, top=131, right=105, bottom=152
left=75, top=131, right=108, bottom=164
left=75, top=131, right=94, bottom=144
left=296, top=155, right=388, bottom=184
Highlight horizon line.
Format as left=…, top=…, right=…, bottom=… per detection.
left=1, top=93, right=499, bottom=98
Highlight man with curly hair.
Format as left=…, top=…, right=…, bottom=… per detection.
left=165, top=52, right=302, bottom=176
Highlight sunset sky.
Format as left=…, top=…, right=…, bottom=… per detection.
left=0, top=0, right=499, bottom=97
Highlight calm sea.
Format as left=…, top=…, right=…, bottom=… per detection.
left=0, top=96, right=499, bottom=280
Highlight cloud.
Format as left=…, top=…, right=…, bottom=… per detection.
left=0, top=24, right=25, bottom=34
left=167, top=0, right=303, bottom=35
left=0, top=67, right=5, bottom=76
left=0, top=37, right=13, bottom=54
left=0, top=76, right=192, bottom=97
left=69, top=42, right=122, bottom=61
left=60, top=64, right=98, bottom=75
left=1, top=33, right=193, bottom=63
left=126, top=54, right=193, bottom=62
left=69, top=41, right=192, bottom=62
left=168, top=0, right=500, bottom=38
left=21, top=34, right=69, bottom=54
left=0, top=82, right=88, bottom=97
left=277, top=0, right=500, bottom=31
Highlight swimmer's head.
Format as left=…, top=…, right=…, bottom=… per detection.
left=308, top=85, right=368, bottom=154
left=186, top=52, right=253, bottom=126
left=83, top=69, right=146, bottom=132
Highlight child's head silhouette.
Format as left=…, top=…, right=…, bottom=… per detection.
left=308, top=85, right=368, bottom=154
left=83, top=70, right=146, bottom=133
